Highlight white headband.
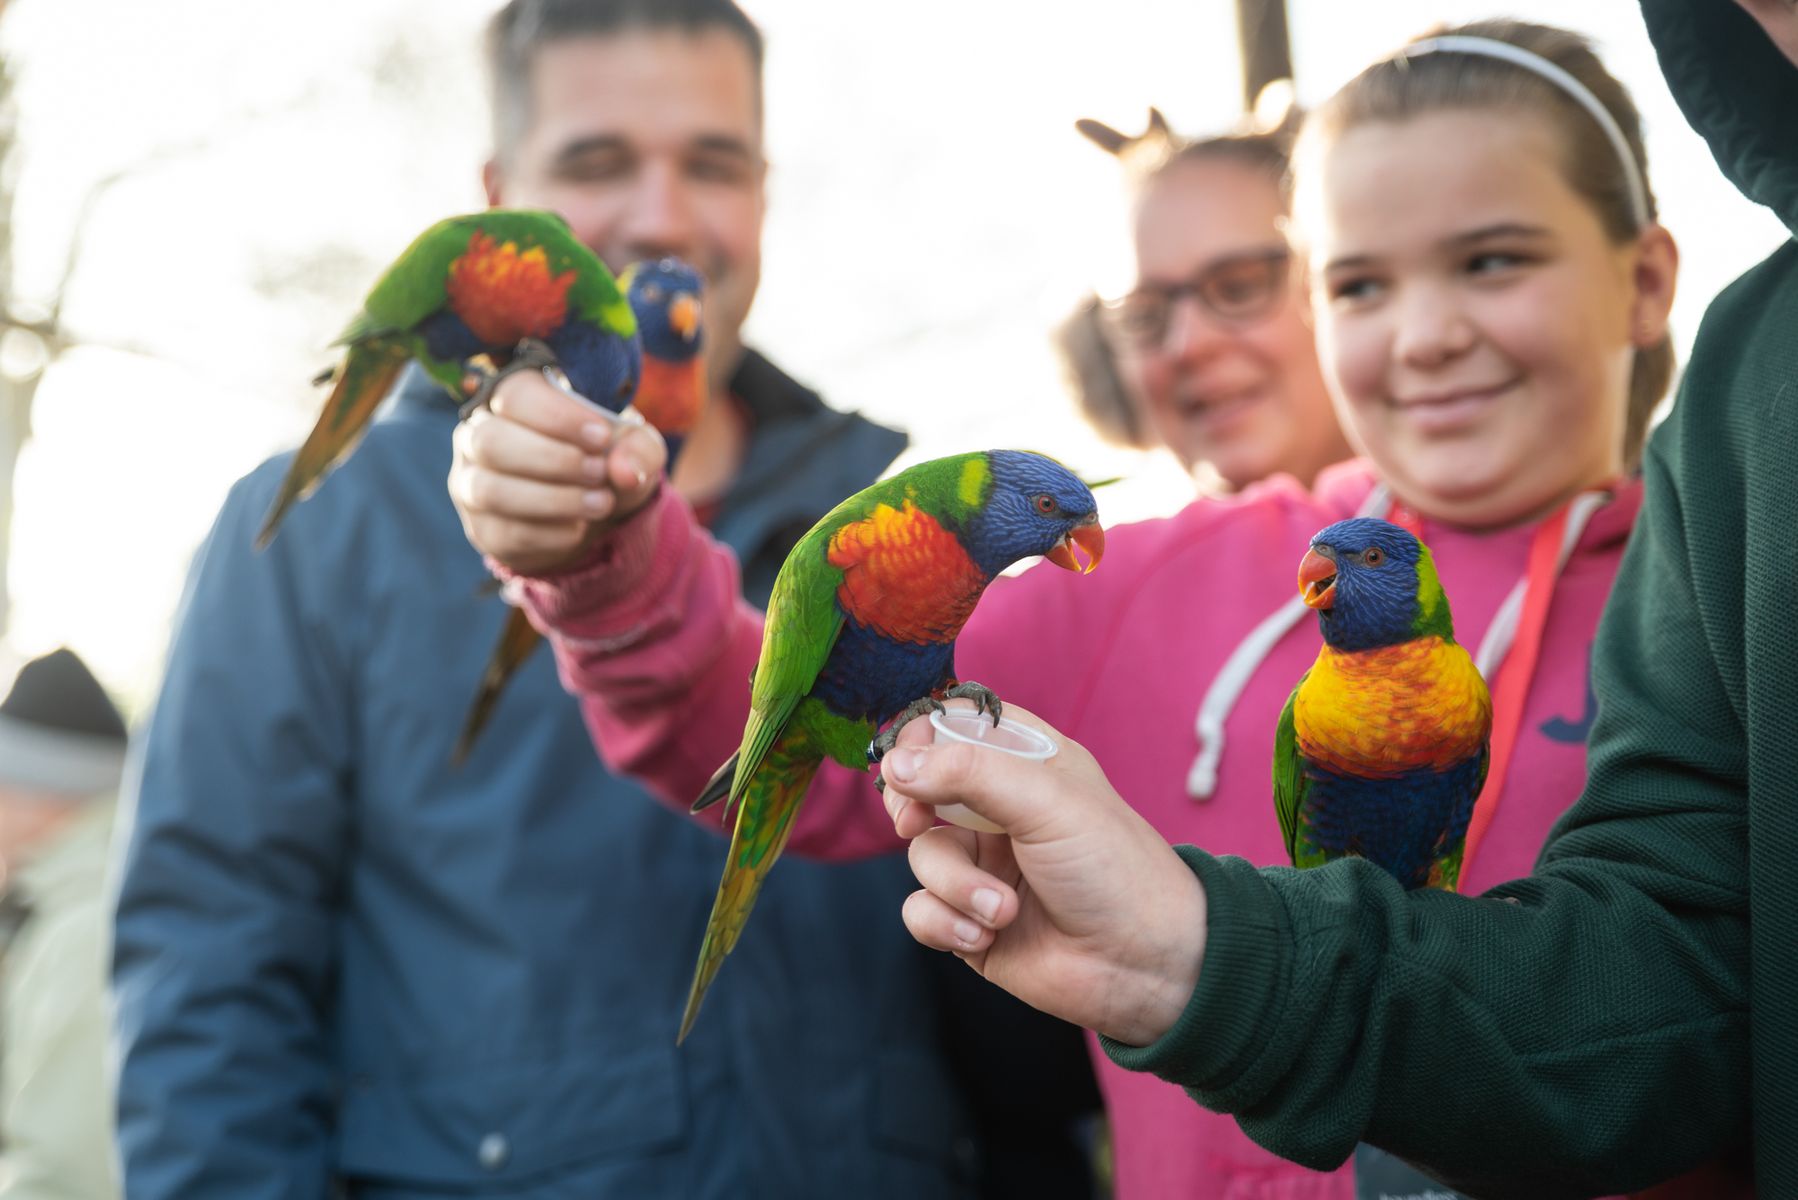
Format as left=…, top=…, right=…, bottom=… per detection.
left=1402, top=35, right=1651, bottom=230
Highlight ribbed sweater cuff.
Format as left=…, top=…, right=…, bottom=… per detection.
left=1100, top=845, right=1289, bottom=1096
left=486, top=486, right=688, bottom=634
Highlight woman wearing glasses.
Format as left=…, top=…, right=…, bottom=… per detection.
left=1059, top=106, right=1353, bottom=491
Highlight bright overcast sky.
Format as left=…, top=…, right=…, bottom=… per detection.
left=1, top=0, right=1786, bottom=707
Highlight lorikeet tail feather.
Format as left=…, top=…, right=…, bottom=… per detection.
left=451, top=607, right=543, bottom=765
left=256, top=341, right=410, bottom=549
left=678, top=735, right=820, bottom=1043
left=691, top=752, right=738, bottom=813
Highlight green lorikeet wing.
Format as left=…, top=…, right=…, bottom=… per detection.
left=675, top=525, right=856, bottom=1042
left=1273, top=676, right=1314, bottom=870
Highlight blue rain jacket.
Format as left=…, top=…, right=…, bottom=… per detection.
left=112, top=354, right=988, bottom=1198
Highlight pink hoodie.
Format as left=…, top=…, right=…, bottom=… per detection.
left=514, top=458, right=1642, bottom=1200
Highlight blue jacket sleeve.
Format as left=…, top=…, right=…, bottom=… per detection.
left=112, top=466, right=352, bottom=1199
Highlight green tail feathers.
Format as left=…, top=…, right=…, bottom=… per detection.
left=255, top=341, right=410, bottom=550
left=677, top=737, right=821, bottom=1042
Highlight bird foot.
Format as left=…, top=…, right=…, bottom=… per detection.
left=867, top=695, right=949, bottom=792
left=864, top=683, right=1003, bottom=793
left=940, top=680, right=1003, bottom=727
left=457, top=338, right=562, bottom=420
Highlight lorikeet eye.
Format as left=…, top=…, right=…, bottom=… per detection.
left=1032, top=494, right=1060, bottom=515
left=1363, top=546, right=1386, bottom=566
left=642, top=283, right=665, bottom=303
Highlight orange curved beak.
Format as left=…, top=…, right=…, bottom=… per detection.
left=669, top=293, right=701, bottom=341
left=1045, top=519, right=1105, bottom=574
left=1298, top=546, right=1336, bottom=609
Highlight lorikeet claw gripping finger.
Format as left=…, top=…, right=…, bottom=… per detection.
left=940, top=681, right=1003, bottom=727
left=868, top=695, right=948, bottom=762
left=456, top=337, right=563, bottom=421
left=864, top=684, right=1002, bottom=793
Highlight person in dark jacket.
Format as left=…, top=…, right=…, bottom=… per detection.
left=885, top=1, right=1798, bottom=1196
left=110, top=2, right=1097, bottom=1196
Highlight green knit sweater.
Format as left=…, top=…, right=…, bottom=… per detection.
left=1104, top=4, right=1798, bottom=1197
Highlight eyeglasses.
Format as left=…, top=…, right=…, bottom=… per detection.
left=1100, top=247, right=1292, bottom=350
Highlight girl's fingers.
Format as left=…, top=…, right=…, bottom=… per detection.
left=452, top=463, right=613, bottom=523
left=457, top=513, right=590, bottom=574
left=604, top=425, right=667, bottom=511
left=902, top=888, right=996, bottom=955
left=458, top=407, right=606, bottom=487
left=906, top=826, right=1021, bottom=931
left=489, top=371, right=622, bottom=450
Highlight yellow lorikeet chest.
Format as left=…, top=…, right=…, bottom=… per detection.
left=1294, top=637, right=1491, bottom=779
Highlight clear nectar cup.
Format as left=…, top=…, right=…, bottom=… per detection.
left=923, top=709, right=1059, bottom=833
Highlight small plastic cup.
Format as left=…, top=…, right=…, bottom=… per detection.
left=923, top=709, right=1058, bottom=833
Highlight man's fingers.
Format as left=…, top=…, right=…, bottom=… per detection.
left=906, top=826, right=1020, bottom=930
left=902, top=888, right=996, bottom=955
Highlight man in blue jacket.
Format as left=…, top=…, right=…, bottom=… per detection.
left=111, top=2, right=1097, bottom=1195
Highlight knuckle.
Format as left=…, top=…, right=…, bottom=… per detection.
left=463, top=468, right=496, bottom=511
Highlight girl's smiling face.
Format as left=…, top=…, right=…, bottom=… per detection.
left=1301, top=109, right=1675, bottom=529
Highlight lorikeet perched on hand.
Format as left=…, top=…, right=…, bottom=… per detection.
left=1275, top=517, right=1491, bottom=892
left=254, top=208, right=640, bottom=549
left=449, top=255, right=709, bottom=766
left=678, top=449, right=1106, bottom=1041
left=619, top=256, right=705, bottom=450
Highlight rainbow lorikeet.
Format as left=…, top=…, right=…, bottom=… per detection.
left=449, top=256, right=708, bottom=765
left=678, top=449, right=1106, bottom=1041
left=1275, top=517, right=1492, bottom=892
left=254, top=208, right=640, bottom=549
left=619, top=256, right=705, bottom=451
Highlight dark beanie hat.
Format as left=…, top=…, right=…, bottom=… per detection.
left=0, top=648, right=127, bottom=797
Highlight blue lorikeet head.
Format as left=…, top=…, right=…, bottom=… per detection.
left=1298, top=517, right=1453, bottom=651
left=625, top=257, right=704, bottom=363
left=962, top=450, right=1105, bottom=578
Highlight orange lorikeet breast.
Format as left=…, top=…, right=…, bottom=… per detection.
left=827, top=500, right=988, bottom=645
left=633, top=354, right=705, bottom=436
left=1294, top=636, right=1490, bottom=780
left=444, top=232, right=576, bottom=346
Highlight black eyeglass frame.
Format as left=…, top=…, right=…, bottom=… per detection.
left=1100, top=246, right=1294, bottom=350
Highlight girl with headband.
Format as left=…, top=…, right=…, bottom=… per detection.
left=447, top=17, right=1680, bottom=1199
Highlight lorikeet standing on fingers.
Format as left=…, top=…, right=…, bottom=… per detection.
left=678, top=449, right=1106, bottom=1041
left=618, top=256, right=705, bottom=452
left=450, top=256, right=707, bottom=765
left=254, top=208, right=640, bottom=550
left=1275, top=517, right=1492, bottom=892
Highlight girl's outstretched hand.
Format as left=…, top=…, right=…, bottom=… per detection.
left=450, top=370, right=666, bottom=576
left=881, top=702, right=1208, bottom=1046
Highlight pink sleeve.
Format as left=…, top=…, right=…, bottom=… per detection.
left=505, top=488, right=905, bottom=861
